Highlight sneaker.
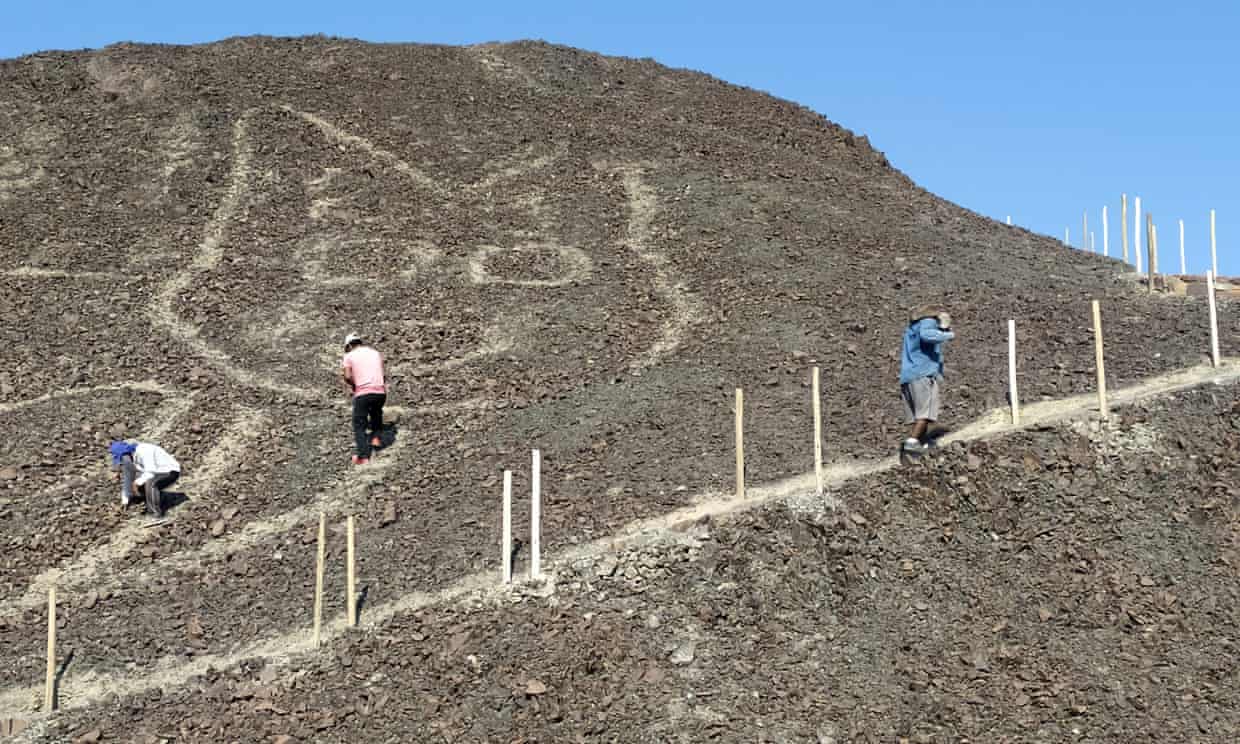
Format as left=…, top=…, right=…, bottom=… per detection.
left=121, top=492, right=131, bottom=507
left=351, top=455, right=370, bottom=466
left=902, top=438, right=923, bottom=451
left=370, top=435, right=382, bottom=449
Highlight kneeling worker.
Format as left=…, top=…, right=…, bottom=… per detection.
left=109, top=440, right=181, bottom=519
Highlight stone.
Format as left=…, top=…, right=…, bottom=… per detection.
left=525, top=679, right=547, bottom=695
left=210, top=519, right=226, bottom=537
left=595, top=556, right=619, bottom=577
left=670, top=641, right=696, bottom=666
left=0, top=466, right=18, bottom=480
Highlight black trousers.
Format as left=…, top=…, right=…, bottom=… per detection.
left=145, top=471, right=179, bottom=518
left=352, top=393, right=386, bottom=458
left=122, top=456, right=178, bottom=517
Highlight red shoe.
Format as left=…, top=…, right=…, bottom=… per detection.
left=351, top=455, right=370, bottom=466
left=370, top=436, right=382, bottom=449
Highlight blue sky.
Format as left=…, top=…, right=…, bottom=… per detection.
left=4, top=1, right=1237, bottom=274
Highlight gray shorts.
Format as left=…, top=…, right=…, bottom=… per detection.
left=901, top=376, right=941, bottom=422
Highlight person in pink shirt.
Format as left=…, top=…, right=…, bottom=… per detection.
left=340, top=332, right=386, bottom=465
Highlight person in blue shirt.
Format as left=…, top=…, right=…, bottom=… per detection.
left=899, top=307, right=955, bottom=453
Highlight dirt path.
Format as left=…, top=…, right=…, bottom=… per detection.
left=3, top=360, right=1238, bottom=732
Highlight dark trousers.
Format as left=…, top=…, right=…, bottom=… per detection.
left=121, top=457, right=178, bottom=517
left=145, top=471, right=179, bottom=518
left=352, top=393, right=386, bottom=458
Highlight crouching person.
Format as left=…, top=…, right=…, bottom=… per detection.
left=109, top=440, right=181, bottom=520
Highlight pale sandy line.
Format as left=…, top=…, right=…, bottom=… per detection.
left=7, top=362, right=1236, bottom=726
left=283, top=106, right=443, bottom=195
left=145, top=113, right=314, bottom=402
left=0, top=381, right=172, bottom=415
left=616, top=166, right=706, bottom=371
left=0, top=268, right=129, bottom=281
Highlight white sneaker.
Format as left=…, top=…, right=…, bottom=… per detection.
left=121, top=492, right=131, bottom=507
left=902, top=438, right=922, bottom=450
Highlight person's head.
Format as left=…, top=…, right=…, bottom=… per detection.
left=909, top=305, right=950, bottom=329
left=108, top=440, right=137, bottom=468
left=344, top=332, right=365, bottom=352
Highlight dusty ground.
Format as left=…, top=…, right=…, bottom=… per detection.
left=23, top=382, right=1240, bottom=743
left=0, top=36, right=1236, bottom=741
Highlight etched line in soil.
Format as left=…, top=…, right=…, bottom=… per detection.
left=0, top=268, right=131, bottom=281
left=0, top=381, right=172, bottom=415
left=615, top=164, right=706, bottom=370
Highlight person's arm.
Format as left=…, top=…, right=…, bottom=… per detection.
left=340, top=358, right=355, bottom=394
left=116, top=457, right=136, bottom=500
left=919, top=327, right=954, bottom=342
left=132, top=454, right=155, bottom=488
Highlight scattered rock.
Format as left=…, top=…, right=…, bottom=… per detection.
left=670, top=641, right=696, bottom=666
left=525, top=679, right=547, bottom=696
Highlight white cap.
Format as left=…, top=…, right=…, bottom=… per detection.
left=344, top=332, right=362, bottom=348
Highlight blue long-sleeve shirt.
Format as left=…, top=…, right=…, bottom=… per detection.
left=899, top=317, right=955, bottom=384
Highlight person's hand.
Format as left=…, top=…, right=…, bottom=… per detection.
left=937, top=312, right=953, bottom=331
left=111, top=470, right=120, bottom=482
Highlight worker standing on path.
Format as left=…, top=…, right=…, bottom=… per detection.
left=109, top=440, right=180, bottom=520
left=899, top=306, right=955, bottom=456
left=340, top=332, right=387, bottom=465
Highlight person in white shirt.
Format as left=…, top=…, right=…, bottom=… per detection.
left=109, top=440, right=181, bottom=519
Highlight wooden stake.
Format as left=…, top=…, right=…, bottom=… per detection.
left=1006, top=215, right=1012, bottom=225
left=1103, top=205, right=1109, bottom=257
left=1134, top=197, right=1143, bottom=273
left=1210, top=209, right=1218, bottom=278
left=1146, top=213, right=1155, bottom=293
left=1008, top=319, right=1020, bottom=425
left=1064, top=227, right=1070, bottom=245
left=1092, top=300, right=1109, bottom=419
left=345, top=515, right=356, bottom=627
left=1179, top=219, right=1186, bottom=275
left=1091, top=232, right=1096, bottom=254
left=1152, top=223, right=1159, bottom=274
left=1121, top=194, right=1129, bottom=262
left=1083, top=210, right=1089, bottom=251
left=313, top=512, right=325, bottom=646
left=812, top=367, right=823, bottom=497
left=44, top=587, right=56, bottom=713
left=1207, top=270, right=1221, bottom=368
left=734, top=388, right=745, bottom=500
left=501, top=470, right=513, bottom=583
left=530, top=449, right=541, bottom=580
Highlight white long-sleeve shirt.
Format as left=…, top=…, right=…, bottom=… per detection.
left=132, top=442, right=180, bottom=486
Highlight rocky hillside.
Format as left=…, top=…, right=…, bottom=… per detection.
left=0, top=36, right=1236, bottom=742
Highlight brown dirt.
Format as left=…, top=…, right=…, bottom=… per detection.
left=0, top=36, right=1237, bottom=741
